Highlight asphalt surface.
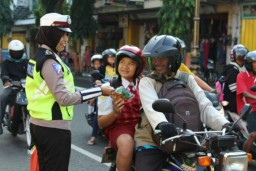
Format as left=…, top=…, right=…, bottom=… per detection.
left=74, top=72, right=92, bottom=90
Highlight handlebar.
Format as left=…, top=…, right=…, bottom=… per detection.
left=153, top=128, right=234, bottom=154
left=3, top=79, right=26, bottom=89
left=155, top=128, right=224, bottom=145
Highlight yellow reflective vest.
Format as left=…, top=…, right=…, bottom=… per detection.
left=26, top=55, right=75, bottom=121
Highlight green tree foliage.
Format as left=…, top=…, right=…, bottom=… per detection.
left=70, top=0, right=97, bottom=41
left=33, top=0, right=70, bottom=26
left=0, top=0, right=13, bottom=38
left=158, top=0, right=194, bottom=49
left=41, top=0, right=65, bottom=13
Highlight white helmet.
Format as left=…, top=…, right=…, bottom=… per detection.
left=40, top=13, right=72, bottom=33
left=8, top=40, right=24, bottom=51
left=8, top=40, right=25, bottom=60
left=91, top=54, right=103, bottom=63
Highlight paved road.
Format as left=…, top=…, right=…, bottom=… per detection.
left=0, top=73, right=111, bottom=171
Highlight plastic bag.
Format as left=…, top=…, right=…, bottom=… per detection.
left=30, top=146, right=39, bottom=171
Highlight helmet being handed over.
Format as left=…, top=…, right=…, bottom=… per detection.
left=142, top=35, right=182, bottom=73
left=116, top=45, right=146, bottom=79
left=8, top=40, right=25, bottom=60
left=230, top=44, right=248, bottom=62
left=244, top=50, right=256, bottom=72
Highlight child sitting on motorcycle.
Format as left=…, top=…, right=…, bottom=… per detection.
left=87, top=54, right=103, bottom=145
left=99, top=48, right=118, bottom=81
left=97, top=45, right=146, bottom=171
left=0, top=40, right=28, bottom=135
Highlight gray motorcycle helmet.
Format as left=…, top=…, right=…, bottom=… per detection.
left=142, top=35, right=182, bottom=73
left=244, top=50, right=256, bottom=72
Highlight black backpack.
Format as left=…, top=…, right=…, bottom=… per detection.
left=158, top=73, right=203, bottom=131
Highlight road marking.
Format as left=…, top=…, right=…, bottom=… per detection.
left=71, top=144, right=110, bottom=167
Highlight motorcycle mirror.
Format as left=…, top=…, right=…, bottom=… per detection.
left=152, top=99, right=176, bottom=114
left=250, top=85, right=256, bottom=92
left=152, top=99, right=188, bottom=131
left=240, top=103, right=252, bottom=120
left=90, top=70, right=104, bottom=80
left=232, top=104, right=252, bottom=128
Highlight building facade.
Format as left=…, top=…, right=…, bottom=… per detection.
left=93, top=0, right=256, bottom=69
left=1, top=0, right=36, bottom=61
left=2, top=0, right=256, bottom=67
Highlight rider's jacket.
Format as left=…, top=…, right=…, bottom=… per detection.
left=134, top=70, right=229, bottom=148
left=1, top=58, right=28, bottom=84
left=26, top=49, right=75, bottom=121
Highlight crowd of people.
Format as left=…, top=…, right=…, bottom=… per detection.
left=1, top=12, right=256, bottom=171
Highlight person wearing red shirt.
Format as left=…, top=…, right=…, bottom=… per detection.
left=236, top=50, right=256, bottom=133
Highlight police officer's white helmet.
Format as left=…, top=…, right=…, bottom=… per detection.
left=40, top=13, right=72, bottom=33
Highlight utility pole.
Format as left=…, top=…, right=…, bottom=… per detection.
left=191, top=0, right=200, bottom=73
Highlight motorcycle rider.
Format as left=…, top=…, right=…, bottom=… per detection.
left=221, top=44, right=248, bottom=113
left=0, top=40, right=28, bottom=135
left=134, top=35, right=230, bottom=171
left=237, top=50, right=256, bottom=133
left=236, top=50, right=256, bottom=157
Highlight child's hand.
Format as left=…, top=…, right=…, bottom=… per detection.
left=111, top=92, right=124, bottom=102
left=112, top=97, right=125, bottom=113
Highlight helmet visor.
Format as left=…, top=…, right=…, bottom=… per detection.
left=236, top=48, right=248, bottom=61
left=9, top=50, right=24, bottom=60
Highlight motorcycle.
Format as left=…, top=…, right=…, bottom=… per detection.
left=152, top=98, right=252, bottom=171
left=222, top=85, right=256, bottom=160
left=2, top=77, right=31, bottom=148
left=204, top=59, right=218, bottom=86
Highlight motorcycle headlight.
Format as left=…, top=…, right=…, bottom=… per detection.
left=223, top=152, right=248, bottom=171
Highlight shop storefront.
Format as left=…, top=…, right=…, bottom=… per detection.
left=199, top=13, right=229, bottom=72
left=95, top=14, right=123, bottom=53
left=241, top=3, right=256, bottom=51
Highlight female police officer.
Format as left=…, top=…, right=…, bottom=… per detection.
left=25, top=13, right=114, bottom=171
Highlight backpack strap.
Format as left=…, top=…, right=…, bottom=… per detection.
left=177, top=72, right=189, bottom=84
